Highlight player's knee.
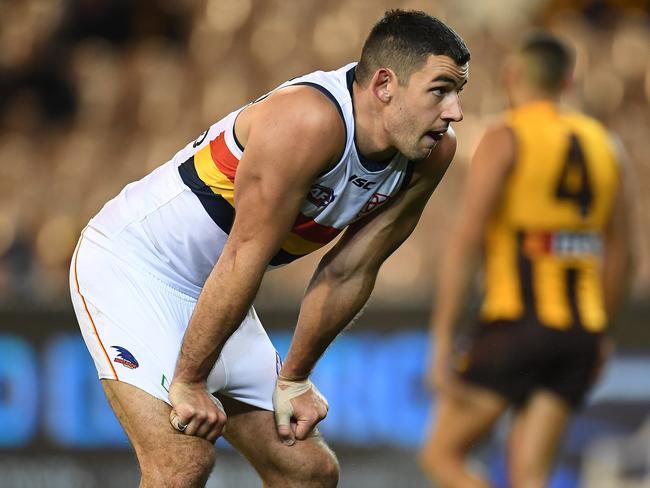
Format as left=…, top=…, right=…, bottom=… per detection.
left=419, top=441, right=444, bottom=466
left=140, top=445, right=216, bottom=487
left=313, top=449, right=340, bottom=487
left=296, top=448, right=339, bottom=487
left=510, top=468, right=547, bottom=488
left=418, top=441, right=460, bottom=480
left=418, top=445, right=440, bottom=478
left=270, top=447, right=339, bottom=488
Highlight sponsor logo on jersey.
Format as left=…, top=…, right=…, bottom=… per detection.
left=359, top=193, right=390, bottom=216
left=307, top=185, right=334, bottom=208
left=111, top=346, right=139, bottom=369
left=348, top=174, right=377, bottom=190
left=522, top=231, right=603, bottom=258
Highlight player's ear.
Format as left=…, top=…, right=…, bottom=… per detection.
left=371, top=68, right=396, bottom=103
left=560, top=74, right=573, bottom=94
left=500, top=55, right=517, bottom=89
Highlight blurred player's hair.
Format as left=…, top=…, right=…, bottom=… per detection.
left=355, top=9, right=470, bottom=87
left=520, top=32, right=575, bottom=94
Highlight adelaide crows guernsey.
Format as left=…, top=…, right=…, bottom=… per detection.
left=479, top=101, right=619, bottom=332
left=89, top=63, right=413, bottom=297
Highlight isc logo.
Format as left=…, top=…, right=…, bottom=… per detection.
left=307, top=185, right=334, bottom=208
left=348, top=174, right=376, bottom=190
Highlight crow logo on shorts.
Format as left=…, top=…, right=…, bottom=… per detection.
left=111, top=346, right=139, bottom=369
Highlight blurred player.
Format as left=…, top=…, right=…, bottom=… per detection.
left=419, top=32, right=633, bottom=488
left=69, top=10, right=469, bottom=488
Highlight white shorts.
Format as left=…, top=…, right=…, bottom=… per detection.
left=69, top=226, right=280, bottom=411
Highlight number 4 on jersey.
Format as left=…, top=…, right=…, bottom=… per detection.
left=554, top=134, right=593, bottom=218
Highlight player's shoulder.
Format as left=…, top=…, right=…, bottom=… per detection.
left=562, top=109, right=609, bottom=137
left=246, top=84, right=347, bottom=162
left=258, top=84, right=345, bottom=133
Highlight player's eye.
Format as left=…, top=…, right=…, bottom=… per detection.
left=430, top=87, right=447, bottom=96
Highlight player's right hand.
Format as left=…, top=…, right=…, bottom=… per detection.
left=272, top=376, right=328, bottom=446
left=168, top=379, right=227, bottom=443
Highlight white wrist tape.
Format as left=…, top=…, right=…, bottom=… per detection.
left=273, top=377, right=325, bottom=425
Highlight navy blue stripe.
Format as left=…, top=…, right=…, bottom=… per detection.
left=292, top=81, right=347, bottom=175
left=178, top=158, right=235, bottom=234
left=357, top=152, right=394, bottom=172
left=293, top=82, right=345, bottom=125
left=232, top=127, right=244, bottom=151
left=346, top=66, right=355, bottom=94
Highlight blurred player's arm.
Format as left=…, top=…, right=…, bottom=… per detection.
left=427, top=124, right=514, bottom=391
left=169, top=87, right=345, bottom=440
left=280, top=129, right=457, bottom=383
left=602, top=135, right=636, bottom=320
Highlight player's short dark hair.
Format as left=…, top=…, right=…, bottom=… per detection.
left=355, top=9, right=470, bottom=87
left=520, top=32, right=575, bottom=93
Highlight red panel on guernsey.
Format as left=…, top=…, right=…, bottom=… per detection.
left=292, top=214, right=341, bottom=244
left=209, top=132, right=239, bottom=181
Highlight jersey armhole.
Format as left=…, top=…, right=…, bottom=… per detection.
left=292, top=81, right=348, bottom=176
left=231, top=82, right=348, bottom=177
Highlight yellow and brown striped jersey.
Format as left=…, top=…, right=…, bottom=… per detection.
left=479, top=101, right=620, bottom=332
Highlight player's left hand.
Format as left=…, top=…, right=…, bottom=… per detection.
left=272, top=375, right=328, bottom=446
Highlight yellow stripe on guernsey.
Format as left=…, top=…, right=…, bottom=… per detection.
left=192, top=140, right=328, bottom=257
left=193, top=144, right=235, bottom=205
left=480, top=101, right=619, bottom=332
left=280, top=233, right=325, bottom=255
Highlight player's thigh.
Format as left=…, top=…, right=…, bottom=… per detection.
left=217, top=394, right=339, bottom=486
left=102, top=379, right=216, bottom=474
left=422, top=379, right=508, bottom=456
left=508, top=390, right=570, bottom=486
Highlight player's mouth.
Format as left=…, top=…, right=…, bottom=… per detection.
left=427, top=128, right=448, bottom=141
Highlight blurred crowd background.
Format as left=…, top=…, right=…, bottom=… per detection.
left=1, top=1, right=649, bottom=487
left=0, top=0, right=648, bottom=311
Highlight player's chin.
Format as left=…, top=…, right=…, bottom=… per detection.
left=411, top=142, right=437, bottom=161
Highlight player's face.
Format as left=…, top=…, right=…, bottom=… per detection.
left=387, top=55, right=468, bottom=160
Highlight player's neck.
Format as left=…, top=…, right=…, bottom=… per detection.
left=509, top=86, right=560, bottom=109
left=351, top=81, right=398, bottom=162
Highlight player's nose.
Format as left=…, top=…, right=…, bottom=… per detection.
left=442, top=94, right=463, bottom=123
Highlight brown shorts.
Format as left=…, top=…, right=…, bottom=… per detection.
left=455, top=320, right=604, bottom=409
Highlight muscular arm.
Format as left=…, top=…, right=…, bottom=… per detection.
left=169, top=87, right=345, bottom=439
left=602, top=136, right=635, bottom=320
left=428, top=125, right=514, bottom=388
left=280, top=130, right=457, bottom=380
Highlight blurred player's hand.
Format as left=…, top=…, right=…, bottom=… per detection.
left=273, top=376, right=328, bottom=446
left=168, top=379, right=227, bottom=443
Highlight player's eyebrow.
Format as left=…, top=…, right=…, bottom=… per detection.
left=431, top=76, right=468, bottom=90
